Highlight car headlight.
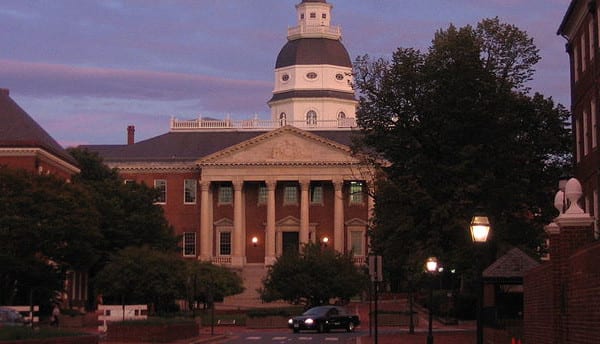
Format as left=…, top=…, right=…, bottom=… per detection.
left=288, top=319, right=293, bottom=324
left=305, top=318, right=314, bottom=325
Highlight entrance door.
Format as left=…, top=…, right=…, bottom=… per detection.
left=282, top=232, right=299, bottom=255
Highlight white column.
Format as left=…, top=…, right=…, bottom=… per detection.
left=232, top=180, right=244, bottom=266
left=199, top=181, right=212, bottom=260
left=265, top=179, right=277, bottom=265
left=333, top=179, right=344, bottom=252
left=300, top=179, right=310, bottom=244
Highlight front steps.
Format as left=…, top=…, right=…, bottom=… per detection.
left=219, top=264, right=288, bottom=309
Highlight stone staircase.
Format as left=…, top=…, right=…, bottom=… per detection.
left=219, top=264, right=287, bottom=309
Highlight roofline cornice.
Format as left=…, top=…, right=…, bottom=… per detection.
left=0, top=147, right=80, bottom=174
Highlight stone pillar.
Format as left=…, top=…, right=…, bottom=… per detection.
left=300, top=179, right=310, bottom=244
left=333, top=179, right=344, bottom=252
left=232, top=180, right=244, bottom=266
left=265, top=180, right=277, bottom=265
left=527, top=178, right=594, bottom=344
left=199, top=181, right=212, bottom=261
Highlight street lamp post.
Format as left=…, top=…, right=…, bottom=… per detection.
left=469, top=213, right=491, bottom=344
left=425, top=257, right=439, bottom=344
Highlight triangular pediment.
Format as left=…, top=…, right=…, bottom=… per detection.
left=197, top=126, right=359, bottom=166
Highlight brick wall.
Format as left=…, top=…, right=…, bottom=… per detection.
left=523, top=263, right=553, bottom=344
left=523, top=217, right=598, bottom=344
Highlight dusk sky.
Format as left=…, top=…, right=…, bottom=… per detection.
left=1, top=0, right=571, bottom=147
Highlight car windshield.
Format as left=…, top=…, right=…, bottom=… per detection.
left=302, top=307, right=332, bottom=316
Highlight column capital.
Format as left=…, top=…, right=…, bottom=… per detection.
left=299, top=179, right=310, bottom=191
left=232, top=179, right=243, bottom=190
left=199, top=180, right=211, bottom=191
left=265, top=179, right=277, bottom=191
left=333, top=178, right=344, bottom=191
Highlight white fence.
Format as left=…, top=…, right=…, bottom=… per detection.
left=97, top=304, right=148, bottom=332
left=5, top=306, right=39, bottom=324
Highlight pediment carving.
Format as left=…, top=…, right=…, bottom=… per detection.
left=198, top=126, right=358, bottom=165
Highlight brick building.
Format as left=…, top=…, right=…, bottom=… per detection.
left=557, top=0, right=600, bottom=236
left=521, top=1, right=600, bottom=343
left=0, top=88, right=88, bottom=307
left=85, top=0, right=373, bottom=301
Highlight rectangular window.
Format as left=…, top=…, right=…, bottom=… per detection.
left=219, top=232, right=232, bottom=255
left=310, top=12, right=316, bottom=18
left=584, top=109, right=589, bottom=156
left=589, top=20, right=595, bottom=60
left=258, top=184, right=268, bottom=205
left=284, top=185, right=298, bottom=205
left=184, top=179, right=197, bottom=204
left=595, top=189, right=599, bottom=238
left=322, top=13, right=326, bottom=19
left=350, top=231, right=364, bottom=256
left=183, top=232, right=196, bottom=256
left=574, top=44, right=580, bottom=82
left=582, top=34, right=587, bottom=71
left=576, top=117, right=581, bottom=162
left=218, top=184, right=233, bottom=204
left=349, top=181, right=364, bottom=204
left=592, top=98, right=597, bottom=148
left=154, top=179, right=167, bottom=203
left=311, top=185, right=323, bottom=204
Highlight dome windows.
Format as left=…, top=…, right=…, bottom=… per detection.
left=306, top=110, right=317, bottom=126
left=306, top=72, right=318, bottom=80
left=335, top=73, right=344, bottom=81
left=281, top=73, right=290, bottom=82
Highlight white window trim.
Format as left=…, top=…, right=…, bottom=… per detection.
left=154, top=179, right=167, bottom=204
left=182, top=232, right=196, bottom=257
left=217, top=229, right=233, bottom=256
left=218, top=184, right=233, bottom=205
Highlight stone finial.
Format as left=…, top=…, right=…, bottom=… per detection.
left=564, top=178, right=584, bottom=215
left=554, top=190, right=565, bottom=214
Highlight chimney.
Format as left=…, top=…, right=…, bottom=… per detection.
left=0, top=88, right=9, bottom=96
left=127, top=125, right=135, bottom=145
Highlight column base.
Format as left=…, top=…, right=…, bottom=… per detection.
left=231, top=256, right=245, bottom=267
left=264, top=256, right=277, bottom=266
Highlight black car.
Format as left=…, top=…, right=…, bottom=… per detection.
left=288, top=305, right=360, bottom=333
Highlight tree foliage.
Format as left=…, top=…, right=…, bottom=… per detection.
left=353, top=19, right=571, bottom=289
left=95, top=247, right=243, bottom=313
left=184, top=260, right=244, bottom=308
left=260, top=243, right=367, bottom=307
left=94, top=246, right=185, bottom=313
left=0, top=167, right=101, bottom=305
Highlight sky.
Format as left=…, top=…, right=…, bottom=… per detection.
left=1, top=0, right=572, bottom=147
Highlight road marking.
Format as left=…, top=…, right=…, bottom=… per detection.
left=272, top=337, right=287, bottom=340
left=325, top=338, right=339, bottom=341
left=299, top=336, right=312, bottom=340
left=245, top=336, right=261, bottom=340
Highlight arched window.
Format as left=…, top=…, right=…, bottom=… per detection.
left=279, top=112, right=287, bottom=126
left=337, top=111, right=346, bottom=119
left=306, top=110, right=317, bottom=126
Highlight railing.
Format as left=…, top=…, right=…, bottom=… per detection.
left=170, top=117, right=357, bottom=131
left=352, top=256, right=366, bottom=266
left=212, top=256, right=232, bottom=265
left=288, top=25, right=341, bottom=39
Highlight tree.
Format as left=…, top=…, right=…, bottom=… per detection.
left=67, top=148, right=179, bottom=309
left=0, top=167, right=101, bottom=305
left=184, top=260, right=244, bottom=310
left=353, top=19, right=571, bottom=290
left=94, top=246, right=185, bottom=313
left=260, top=243, right=367, bottom=307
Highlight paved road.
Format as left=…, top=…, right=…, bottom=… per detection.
left=220, top=329, right=364, bottom=344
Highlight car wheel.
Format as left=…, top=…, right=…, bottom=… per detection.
left=293, top=328, right=299, bottom=333
left=347, top=322, right=355, bottom=332
left=318, top=322, right=325, bottom=333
